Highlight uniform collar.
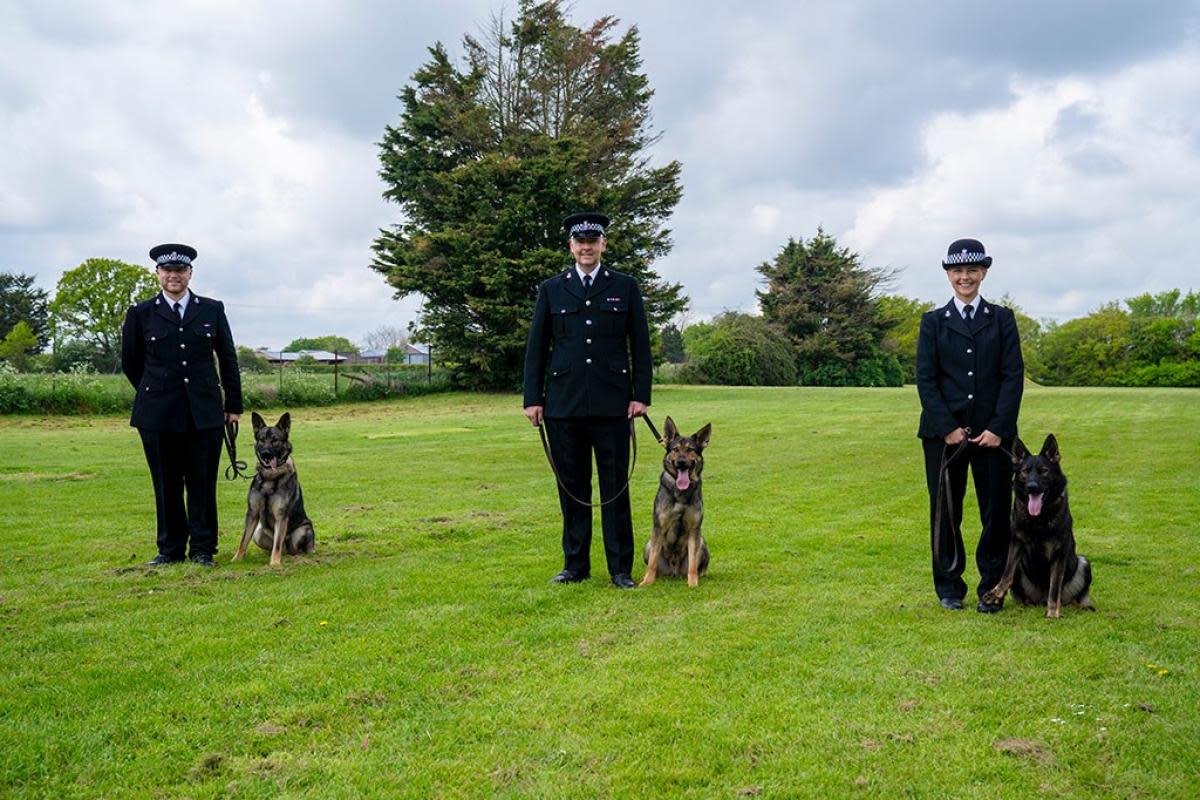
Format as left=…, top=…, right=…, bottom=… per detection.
left=952, top=295, right=985, bottom=318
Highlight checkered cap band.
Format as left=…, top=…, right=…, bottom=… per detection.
left=155, top=252, right=193, bottom=265
left=943, top=250, right=986, bottom=265
left=569, top=221, right=605, bottom=237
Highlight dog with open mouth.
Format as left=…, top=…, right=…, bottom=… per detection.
left=981, top=433, right=1094, bottom=617
left=233, top=412, right=316, bottom=565
left=641, top=417, right=711, bottom=588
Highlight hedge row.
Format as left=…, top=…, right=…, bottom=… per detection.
left=0, top=367, right=450, bottom=415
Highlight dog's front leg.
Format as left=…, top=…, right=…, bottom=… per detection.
left=234, top=508, right=257, bottom=561
left=686, top=532, right=700, bottom=588
left=982, top=538, right=1021, bottom=605
left=1046, top=557, right=1065, bottom=619
left=641, top=536, right=661, bottom=587
left=270, top=516, right=287, bottom=566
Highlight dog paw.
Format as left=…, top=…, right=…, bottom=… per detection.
left=687, top=576, right=699, bottom=588
left=1045, top=608, right=1061, bottom=619
left=981, top=590, right=1001, bottom=605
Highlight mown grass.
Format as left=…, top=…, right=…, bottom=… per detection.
left=0, top=385, right=1197, bottom=798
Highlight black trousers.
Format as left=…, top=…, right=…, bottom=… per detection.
left=922, top=438, right=1013, bottom=601
left=139, top=426, right=224, bottom=559
left=544, top=416, right=635, bottom=577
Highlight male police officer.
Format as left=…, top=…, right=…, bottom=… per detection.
left=121, top=244, right=243, bottom=566
left=916, top=238, right=1023, bottom=611
left=523, top=213, right=653, bottom=588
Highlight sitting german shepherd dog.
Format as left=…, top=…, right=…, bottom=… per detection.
left=982, top=434, right=1093, bottom=618
left=233, top=412, right=316, bottom=565
left=641, top=417, right=711, bottom=588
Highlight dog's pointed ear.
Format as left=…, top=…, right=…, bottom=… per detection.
left=276, top=413, right=291, bottom=436
left=251, top=412, right=266, bottom=433
left=1011, top=437, right=1029, bottom=466
left=1041, top=433, right=1060, bottom=463
left=692, top=423, right=712, bottom=450
left=663, top=416, right=678, bottom=442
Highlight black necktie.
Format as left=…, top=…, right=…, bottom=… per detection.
left=963, top=304, right=974, bottom=321
left=583, top=274, right=592, bottom=291
left=174, top=301, right=183, bottom=320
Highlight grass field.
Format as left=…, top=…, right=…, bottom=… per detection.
left=1, top=386, right=1197, bottom=798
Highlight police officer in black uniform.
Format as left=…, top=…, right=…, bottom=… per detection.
left=916, top=238, right=1024, bottom=611
left=523, top=213, right=653, bottom=589
left=121, top=244, right=243, bottom=566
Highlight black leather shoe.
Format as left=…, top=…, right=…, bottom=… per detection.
left=145, top=554, right=183, bottom=567
left=611, top=573, right=635, bottom=589
left=550, top=569, right=589, bottom=584
left=976, top=600, right=1003, bottom=613
left=189, top=554, right=216, bottom=567
left=939, top=597, right=964, bottom=610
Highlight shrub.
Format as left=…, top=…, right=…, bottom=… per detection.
left=684, top=313, right=797, bottom=386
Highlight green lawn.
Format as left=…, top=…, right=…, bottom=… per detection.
left=0, top=386, right=1197, bottom=798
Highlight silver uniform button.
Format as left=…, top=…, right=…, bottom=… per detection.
left=182, top=360, right=187, bottom=366
left=967, top=393, right=973, bottom=399
left=180, top=343, right=186, bottom=349
left=586, top=338, right=592, bottom=344
left=968, top=370, right=973, bottom=376
left=178, top=327, right=183, bottom=332
left=585, top=319, right=592, bottom=326
left=966, top=348, right=972, bottom=353
left=150, top=336, right=156, bottom=341
left=586, top=358, right=592, bottom=364
left=184, top=378, right=189, bottom=384
left=622, top=368, right=627, bottom=373
left=585, top=300, right=591, bottom=306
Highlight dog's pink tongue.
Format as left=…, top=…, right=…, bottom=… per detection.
left=1027, top=493, right=1043, bottom=517
left=676, top=471, right=690, bottom=491
left=269, top=457, right=278, bottom=469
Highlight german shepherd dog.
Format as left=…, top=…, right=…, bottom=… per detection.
left=982, top=434, right=1093, bottom=617
left=641, top=417, right=711, bottom=588
left=233, top=412, right=316, bottom=565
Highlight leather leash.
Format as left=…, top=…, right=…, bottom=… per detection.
left=222, top=419, right=251, bottom=481
left=931, top=430, right=971, bottom=574
left=537, top=414, right=666, bottom=509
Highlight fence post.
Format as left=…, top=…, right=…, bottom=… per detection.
left=334, top=350, right=339, bottom=396
left=427, top=345, right=432, bottom=384
left=278, top=355, right=283, bottom=396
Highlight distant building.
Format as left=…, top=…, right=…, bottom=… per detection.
left=255, top=348, right=349, bottom=365
left=401, top=342, right=430, bottom=365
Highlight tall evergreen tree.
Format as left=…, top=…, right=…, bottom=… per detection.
left=756, top=230, right=901, bottom=386
left=371, top=0, right=684, bottom=389
left=0, top=272, right=51, bottom=350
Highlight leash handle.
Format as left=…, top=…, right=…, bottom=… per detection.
left=223, top=420, right=251, bottom=481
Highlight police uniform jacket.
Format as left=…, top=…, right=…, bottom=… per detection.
left=916, top=298, right=1023, bottom=440
left=523, top=266, right=652, bottom=418
left=121, top=293, right=243, bottom=432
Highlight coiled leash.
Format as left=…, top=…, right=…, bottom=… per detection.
left=537, top=415, right=666, bottom=509
left=932, top=429, right=972, bottom=574
left=222, top=419, right=251, bottom=481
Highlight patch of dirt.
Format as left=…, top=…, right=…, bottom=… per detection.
left=859, top=739, right=882, bottom=750
left=0, top=471, right=96, bottom=482
left=1136, top=702, right=1155, bottom=713
left=994, top=738, right=1055, bottom=766
left=188, top=753, right=224, bottom=781
left=898, top=698, right=918, bottom=711
left=346, top=690, right=389, bottom=707
left=255, top=722, right=285, bottom=735
left=737, top=787, right=763, bottom=797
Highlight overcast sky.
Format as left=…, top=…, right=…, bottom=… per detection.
left=3, top=1, right=1198, bottom=349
